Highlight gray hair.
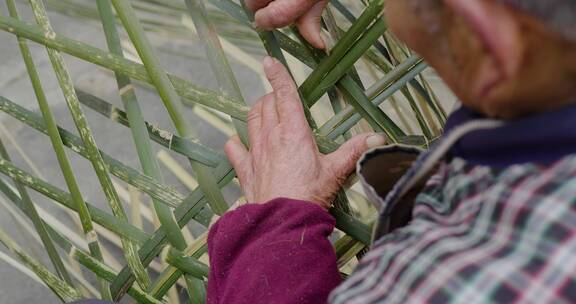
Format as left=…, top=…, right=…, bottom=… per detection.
left=500, top=0, right=576, bottom=42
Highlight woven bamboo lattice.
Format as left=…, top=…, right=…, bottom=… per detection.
left=0, top=0, right=448, bottom=302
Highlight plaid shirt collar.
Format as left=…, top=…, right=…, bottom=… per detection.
left=359, top=103, right=576, bottom=239
left=445, top=104, right=576, bottom=168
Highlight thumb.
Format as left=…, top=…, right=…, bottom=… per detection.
left=325, top=133, right=387, bottom=178
left=296, top=0, right=328, bottom=49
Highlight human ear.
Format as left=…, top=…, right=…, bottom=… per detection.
left=444, top=0, right=524, bottom=98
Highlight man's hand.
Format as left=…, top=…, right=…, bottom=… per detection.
left=225, top=57, right=386, bottom=209
left=246, top=0, right=328, bottom=49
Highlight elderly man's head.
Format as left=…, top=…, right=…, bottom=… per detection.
left=386, top=0, right=576, bottom=118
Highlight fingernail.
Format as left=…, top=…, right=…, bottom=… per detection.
left=366, top=133, right=386, bottom=148
left=262, top=56, right=275, bottom=69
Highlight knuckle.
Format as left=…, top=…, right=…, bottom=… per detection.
left=349, top=143, right=364, bottom=160
left=224, top=137, right=237, bottom=154
left=247, top=103, right=262, bottom=124
left=278, top=123, right=299, bottom=139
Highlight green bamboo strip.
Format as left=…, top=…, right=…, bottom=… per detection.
left=243, top=1, right=318, bottom=129
left=0, top=178, right=161, bottom=304
left=363, top=49, right=445, bottom=130
left=372, top=70, right=436, bottom=140
left=320, top=8, right=366, bottom=89
left=331, top=208, right=372, bottom=246
left=181, top=0, right=249, bottom=299
left=76, top=90, right=224, bottom=167
left=27, top=0, right=150, bottom=290
left=208, top=0, right=411, bottom=140
left=0, top=188, right=100, bottom=298
left=109, top=161, right=234, bottom=297
left=338, top=76, right=401, bottom=142
left=110, top=0, right=229, bottom=224
left=0, top=96, right=187, bottom=210
left=109, top=0, right=193, bottom=136
left=365, top=56, right=423, bottom=98
left=401, top=85, right=434, bottom=139
left=4, top=0, right=377, bottom=202
left=43, top=0, right=259, bottom=49
left=258, top=11, right=430, bottom=140
left=96, top=0, right=193, bottom=255
left=45, top=220, right=160, bottom=304
left=0, top=120, right=96, bottom=296
left=5, top=0, right=111, bottom=296
left=208, top=0, right=404, bottom=139
left=418, top=74, right=448, bottom=123
left=288, top=27, right=391, bottom=221
left=0, top=158, right=149, bottom=243
left=209, top=0, right=250, bottom=25
left=107, top=0, right=229, bottom=298
left=0, top=138, right=73, bottom=285
left=0, top=228, right=82, bottom=302
left=332, top=0, right=392, bottom=61
left=370, top=39, right=437, bottom=138
left=76, top=87, right=340, bottom=156
left=0, top=248, right=47, bottom=287
left=0, top=94, right=214, bottom=231
left=0, top=15, right=250, bottom=120
left=151, top=265, right=198, bottom=301
left=363, top=46, right=435, bottom=138
left=0, top=7, right=74, bottom=282
left=288, top=26, right=403, bottom=142
left=4, top=0, right=423, bottom=133
left=304, top=19, right=388, bottom=104
left=320, top=61, right=428, bottom=140
left=96, top=1, right=207, bottom=301
left=299, top=0, right=385, bottom=96
left=150, top=235, right=207, bottom=299
left=335, top=235, right=365, bottom=268
left=359, top=54, right=436, bottom=139
left=3, top=182, right=208, bottom=303
left=184, top=0, right=249, bottom=144
left=165, top=248, right=209, bottom=278
left=289, top=26, right=358, bottom=142
left=0, top=16, right=344, bottom=152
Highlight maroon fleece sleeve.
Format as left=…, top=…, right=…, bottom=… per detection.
left=207, top=198, right=342, bottom=304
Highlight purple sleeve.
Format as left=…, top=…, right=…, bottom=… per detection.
left=207, top=198, right=342, bottom=304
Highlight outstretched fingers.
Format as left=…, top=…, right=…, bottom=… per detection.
left=262, top=56, right=307, bottom=128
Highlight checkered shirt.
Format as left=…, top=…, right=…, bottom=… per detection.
left=331, top=106, right=576, bottom=303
